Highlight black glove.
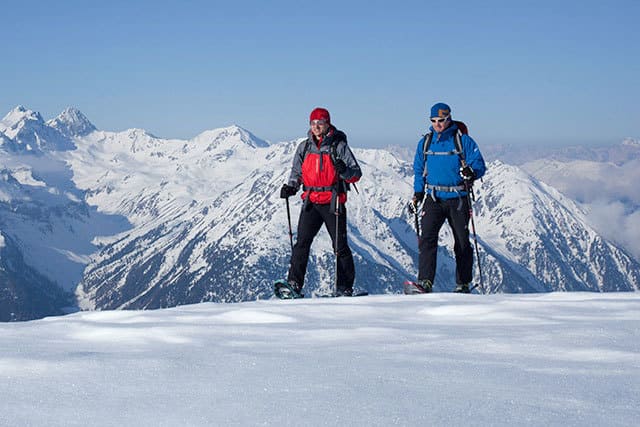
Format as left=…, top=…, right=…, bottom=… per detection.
left=280, top=184, right=297, bottom=199
left=333, top=158, right=347, bottom=174
left=459, top=166, right=475, bottom=181
left=408, top=192, right=424, bottom=215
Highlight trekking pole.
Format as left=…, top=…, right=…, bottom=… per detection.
left=465, top=184, right=485, bottom=294
left=285, top=196, right=294, bottom=254
left=413, top=201, right=420, bottom=243
left=334, top=195, right=340, bottom=297
left=330, top=144, right=341, bottom=297
left=407, top=200, right=421, bottom=243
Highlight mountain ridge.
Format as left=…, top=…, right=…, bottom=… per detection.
left=1, top=106, right=638, bottom=319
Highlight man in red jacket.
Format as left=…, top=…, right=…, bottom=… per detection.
left=279, top=107, right=362, bottom=297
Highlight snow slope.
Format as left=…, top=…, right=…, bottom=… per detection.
left=0, top=293, right=638, bottom=426
left=521, top=157, right=640, bottom=260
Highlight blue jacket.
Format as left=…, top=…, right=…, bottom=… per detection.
left=413, top=122, right=486, bottom=199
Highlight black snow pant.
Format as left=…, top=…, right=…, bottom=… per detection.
left=287, top=201, right=355, bottom=292
left=418, top=196, right=473, bottom=286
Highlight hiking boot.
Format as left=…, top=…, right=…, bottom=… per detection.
left=288, top=280, right=303, bottom=295
left=336, top=287, right=353, bottom=297
left=402, top=279, right=432, bottom=295
left=417, top=279, right=433, bottom=293
left=454, top=283, right=471, bottom=294
left=274, top=280, right=304, bottom=299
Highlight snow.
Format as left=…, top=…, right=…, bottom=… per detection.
left=10, top=167, right=46, bottom=187
left=521, top=157, right=640, bottom=261
left=46, top=107, right=97, bottom=137
left=1, top=292, right=638, bottom=426
left=0, top=106, right=44, bottom=140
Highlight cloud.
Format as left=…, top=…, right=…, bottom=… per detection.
left=522, top=158, right=640, bottom=261
left=584, top=200, right=640, bottom=260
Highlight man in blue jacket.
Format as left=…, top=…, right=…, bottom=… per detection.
left=411, top=102, right=486, bottom=293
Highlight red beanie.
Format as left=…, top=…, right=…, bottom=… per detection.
left=309, top=107, right=330, bottom=123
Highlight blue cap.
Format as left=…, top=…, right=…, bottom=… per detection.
left=430, top=102, right=451, bottom=118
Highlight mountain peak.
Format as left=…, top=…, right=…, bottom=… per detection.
left=1, top=106, right=45, bottom=135
left=11, top=105, right=29, bottom=115
left=47, top=107, right=97, bottom=137
left=192, top=124, right=269, bottom=150
left=0, top=106, right=77, bottom=152
left=221, top=124, right=270, bottom=148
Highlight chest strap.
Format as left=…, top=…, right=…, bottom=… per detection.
left=303, top=185, right=335, bottom=192
left=422, top=130, right=465, bottom=177
left=425, top=149, right=462, bottom=156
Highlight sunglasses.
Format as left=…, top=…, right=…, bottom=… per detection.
left=430, top=115, right=450, bottom=124
left=310, top=119, right=328, bottom=126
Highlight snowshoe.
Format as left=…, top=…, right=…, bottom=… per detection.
left=274, top=280, right=304, bottom=299
left=335, top=288, right=368, bottom=297
left=403, top=279, right=432, bottom=295
left=318, top=288, right=369, bottom=298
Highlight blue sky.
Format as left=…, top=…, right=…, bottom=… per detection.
left=2, top=0, right=638, bottom=148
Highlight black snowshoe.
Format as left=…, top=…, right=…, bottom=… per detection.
left=274, top=280, right=304, bottom=299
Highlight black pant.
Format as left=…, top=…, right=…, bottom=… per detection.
left=287, top=202, right=355, bottom=291
left=419, top=196, right=473, bottom=285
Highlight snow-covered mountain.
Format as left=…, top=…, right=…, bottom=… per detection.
left=0, top=107, right=129, bottom=320
left=0, top=105, right=75, bottom=152
left=46, top=107, right=97, bottom=138
left=1, top=106, right=638, bottom=319
left=519, top=152, right=640, bottom=261
left=474, top=162, right=640, bottom=292
left=0, top=231, right=71, bottom=322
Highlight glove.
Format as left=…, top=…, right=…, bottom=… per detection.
left=408, top=192, right=424, bottom=215
left=459, top=166, right=475, bottom=181
left=280, top=184, right=297, bottom=199
left=333, top=158, right=347, bottom=174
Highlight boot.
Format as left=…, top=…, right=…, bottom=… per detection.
left=404, top=279, right=432, bottom=294
left=335, top=287, right=353, bottom=297
left=417, top=279, right=433, bottom=293
left=454, top=283, right=471, bottom=294
left=274, top=280, right=304, bottom=299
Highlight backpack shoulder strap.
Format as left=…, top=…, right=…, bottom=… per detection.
left=300, top=137, right=312, bottom=162
left=422, top=132, right=433, bottom=177
left=422, top=132, right=433, bottom=161
left=330, top=138, right=339, bottom=160
left=329, top=139, right=352, bottom=193
left=453, top=130, right=468, bottom=168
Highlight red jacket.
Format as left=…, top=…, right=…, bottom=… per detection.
left=287, top=126, right=362, bottom=205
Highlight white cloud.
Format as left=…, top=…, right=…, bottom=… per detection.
left=522, top=158, right=640, bottom=261
left=582, top=200, right=640, bottom=260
